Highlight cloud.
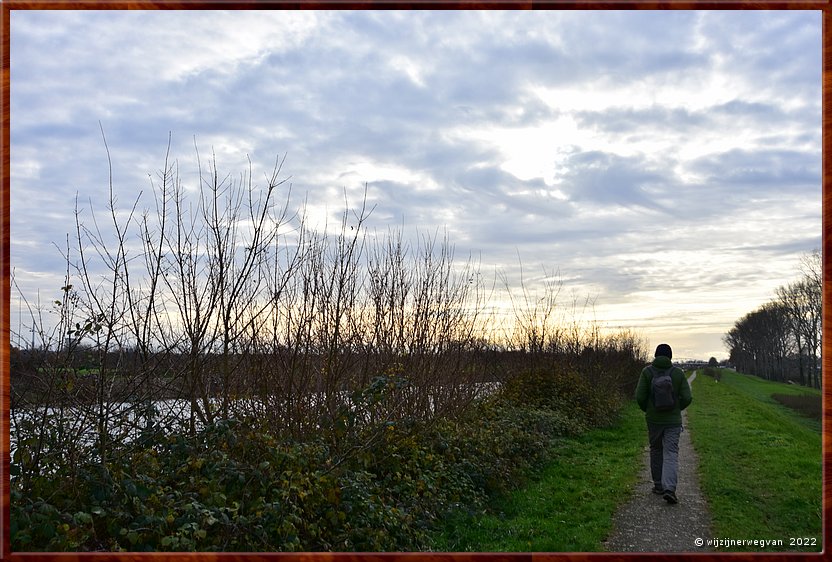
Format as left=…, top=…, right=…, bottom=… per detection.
left=688, top=148, right=819, bottom=191
left=574, top=105, right=708, bottom=135
left=555, top=151, right=672, bottom=212
left=696, top=11, right=821, bottom=95
left=10, top=10, right=821, bottom=359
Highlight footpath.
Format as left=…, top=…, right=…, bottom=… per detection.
left=603, top=372, right=713, bottom=552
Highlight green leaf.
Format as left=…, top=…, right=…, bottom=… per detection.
left=74, top=511, right=93, bottom=525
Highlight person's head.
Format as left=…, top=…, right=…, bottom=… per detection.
left=655, top=343, right=672, bottom=359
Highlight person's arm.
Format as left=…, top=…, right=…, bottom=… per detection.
left=678, top=371, right=692, bottom=410
left=635, top=368, right=650, bottom=411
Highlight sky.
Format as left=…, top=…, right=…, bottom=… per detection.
left=9, top=10, right=822, bottom=361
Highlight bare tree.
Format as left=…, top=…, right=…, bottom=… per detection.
left=798, top=250, right=822, bottom=388
left=499, top=259, right=563, bottom=355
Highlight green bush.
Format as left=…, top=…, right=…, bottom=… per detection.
left=501, top=365, right=622, bottom=428
left=442, top=398, right=584, bottom=496
left=11, top=420, right=477, bottom=551
left=12, top=421, right=349, bottom=551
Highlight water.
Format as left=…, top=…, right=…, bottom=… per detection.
left=10, top=382, right=502, bottom=465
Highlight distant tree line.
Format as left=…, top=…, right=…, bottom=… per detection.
left=723, top=250, right=821, bottom=388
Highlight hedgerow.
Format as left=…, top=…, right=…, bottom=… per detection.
left=12, top=361, right=632, bottom=552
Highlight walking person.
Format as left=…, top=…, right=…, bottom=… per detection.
left=635, top=343, right=692, bottom=505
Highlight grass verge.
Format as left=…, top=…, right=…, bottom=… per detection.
left=687, top=370, right=822, bottom=552
left=709, top=371, right=821, bottom=433
left=431, top=400, right=644, bottom=552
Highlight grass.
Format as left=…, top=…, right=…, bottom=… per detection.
left=716, top=371, right=821, bottom=432
left=431, top=401, right=645, bottom=552
left=716, top=369, right=821, bottom=434
left=687, top=369, right=822, bottom=552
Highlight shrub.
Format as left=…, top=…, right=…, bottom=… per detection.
left=12, top=362, right=633, bottom=552
left=771, top=394, right=821, bottom=420
left=500, top=365, right=623, bottom=428
left=11, top=412, right=479, bottom=551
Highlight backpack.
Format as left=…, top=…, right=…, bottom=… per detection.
left=650, top=366, right=676, bottom=412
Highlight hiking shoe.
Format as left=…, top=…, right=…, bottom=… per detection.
left=663, top=490, right=678, bottom=504
left=652, top=486, right=664, bottom=495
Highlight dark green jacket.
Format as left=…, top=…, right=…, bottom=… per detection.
left=635, top=355, right=692, bottom=426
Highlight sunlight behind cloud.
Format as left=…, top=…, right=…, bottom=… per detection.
left=448, top=115, right=582, bottom=183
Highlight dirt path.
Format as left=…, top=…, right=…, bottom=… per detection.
left=603, top=372, right=713, bottom=552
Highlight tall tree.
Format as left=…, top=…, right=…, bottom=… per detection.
left=726, top=250, right=822, bottom=389
left=724, top=303, right=793, bottom=382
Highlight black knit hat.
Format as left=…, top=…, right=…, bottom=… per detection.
left=655, top=343, right=672, bottom=359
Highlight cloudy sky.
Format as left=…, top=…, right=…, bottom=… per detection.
left=10, top=10, right=821, bottom=361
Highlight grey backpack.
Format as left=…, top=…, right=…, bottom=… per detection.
left=651, top=366, right=676, bottom=412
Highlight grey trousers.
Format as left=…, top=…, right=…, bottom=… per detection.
left=647, top=423, right=682, bottom=492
